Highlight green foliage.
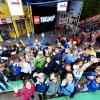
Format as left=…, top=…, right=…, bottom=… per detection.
left=80, top=0, right=100, bottom=20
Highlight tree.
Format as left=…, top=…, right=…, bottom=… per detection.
left=80, top=0, right=100, bottom=20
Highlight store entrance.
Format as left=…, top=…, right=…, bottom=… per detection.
left=0, top=23, right=16, bottom=40
left=16, top=19, right=27, bottom=36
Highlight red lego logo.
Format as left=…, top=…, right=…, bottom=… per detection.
left=33, top=16, right=40, bottom=25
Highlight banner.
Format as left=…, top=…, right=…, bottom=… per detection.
left=6, top=0, right=24, bottom=16
left=57, top=2, right=68, bottom=12
left=32, top=6, right=57, bottom=33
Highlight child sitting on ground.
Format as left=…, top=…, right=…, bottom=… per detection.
left=33, top=72, right=48, bottom=100
left=60, top=64, right=72, bottom=80
left=80, top=72, right=100, bottom=92
left=13, top=79, right=38, bottom=100
left=73, top=58, right=100, bottom=83
left=60, top=72, right=75, bottom=96
left=46, top=72, right=60, bottom=98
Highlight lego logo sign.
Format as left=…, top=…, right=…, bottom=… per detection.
left=32, top=6, right=56, bottom=33
left=33, top=15, right=55, bottom=24
left=40, top=15, right=55, bottom=23
left=34, top=16, right=40, bottom=25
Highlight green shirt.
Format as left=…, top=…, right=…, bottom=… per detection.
left=34, top=56, right=46, bottom=69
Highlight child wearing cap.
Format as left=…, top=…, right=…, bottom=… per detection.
left=34, top=51, right=46, bottom=70
left=80, top=72, right=100, bottom=92
left=33, top=72, right=48, bottom=100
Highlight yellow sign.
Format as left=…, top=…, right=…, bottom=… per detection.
left=0, top=4, right=11, bottom=18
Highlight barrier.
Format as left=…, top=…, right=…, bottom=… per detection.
left=0, top=80, right=100, bottom=100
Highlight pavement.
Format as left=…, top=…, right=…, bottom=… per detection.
left=0, top=30, right=64, bottom=46
left=0, top=92, right=20, bottom=100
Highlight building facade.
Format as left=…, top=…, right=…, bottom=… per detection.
left=0, top=0, right=33, bottom=42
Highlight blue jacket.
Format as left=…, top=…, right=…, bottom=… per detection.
left=82, top=54, right=91, bottom=62
left=9, top=64, right=21, bottom=75
left=60, top=81, right=75, bottom=96
left=51, top=52, right=62, bottom=62
left=33, top=77, right=48, bottom=93
left=87, top=79, right=100, bottom=92
left=65, top=54, right=73, bottom=64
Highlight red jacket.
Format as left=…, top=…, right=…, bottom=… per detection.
left=14, top=84, right=36, bottom=100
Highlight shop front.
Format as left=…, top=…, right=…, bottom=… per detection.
left=0, top=3, right=33, bottom=42
left=0, top=18, right=16, bottom=40
left=0, top=3, right=16, bottom=41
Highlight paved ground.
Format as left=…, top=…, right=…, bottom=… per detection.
left=0, top=30, right=64, bottom=46
left=0, top=92, right=20, bottom=100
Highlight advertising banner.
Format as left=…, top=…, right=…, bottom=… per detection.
left=57, top=2, right=68, bottom=12
left=32, top=6, right=57, bottom=33
left=6, top=0, right=24, bottom=16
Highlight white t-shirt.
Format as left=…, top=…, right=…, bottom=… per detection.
left=20, top=62, right=32, bottom=74
left=73, top=62, right=91, bottom=80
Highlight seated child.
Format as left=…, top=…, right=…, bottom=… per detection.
left=80, top=72, right=100, bottom=92
left=46, top=72, right=60, bottom=98
left=60, top=72, right=75, bottom=96
left=34, top=51, right=46, bottom=70
left=60, top=64, right=72, bottom=80
left=73, top=58, right=99, bottom=82
left=39, top=57, right=59, bottom=76
left=19, top=56, right=32, bottom=79
left=13, top=79, right=37, bottom=100
left=33, top=72, right=48, bottom=100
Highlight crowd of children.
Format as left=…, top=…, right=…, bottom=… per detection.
left=0, top=32, right=100, bottom=100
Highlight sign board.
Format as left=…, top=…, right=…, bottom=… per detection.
left=57, top=2, right=68, bottom=12
left=32, top=6, right=56, bottom=33
left=33, top=15, right=55, bottom=24
left=6, top=0, right=24, bottom=16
